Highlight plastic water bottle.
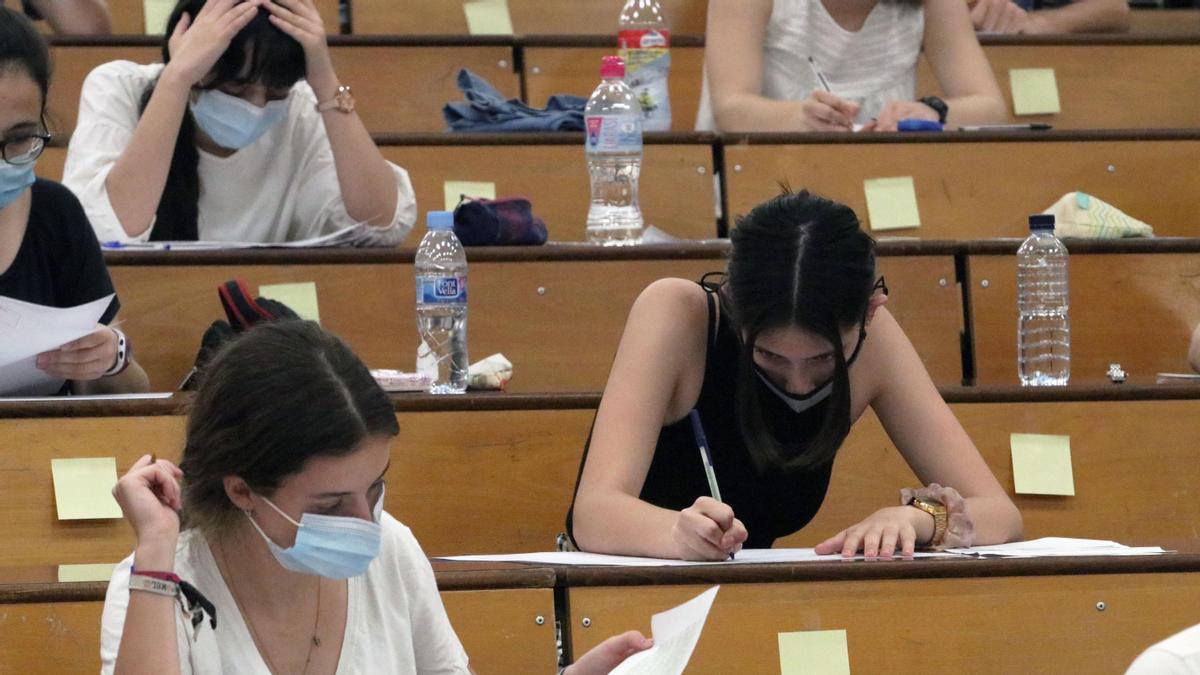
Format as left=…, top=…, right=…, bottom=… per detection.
left=415, top=211, right=469, bottom=394
left=618, top=0, right=671, bottom=131
left=585, top=56, right=645, bottom=246
left=1017, top=214, right=1070, bottom=386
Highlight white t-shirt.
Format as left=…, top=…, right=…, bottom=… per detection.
left=697, top=0, right=925, bottom=130
left=1127, top=623, right=1200, bottom=674
left=63, top=61, right=417, bottom=245
left=99, top=513, right=470, bottom=674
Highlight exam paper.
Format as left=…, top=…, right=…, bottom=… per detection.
left=439, top=548, right=959, bottom=567
left=609, top=586, right=719, bottom=675
left=0, top=294, right=114, bottom=396
left=948, top=537, right=1170, bottom=558
left=102, top=223, right=399, bottom=250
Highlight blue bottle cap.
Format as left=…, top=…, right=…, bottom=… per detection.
left=1029, top=214, right=1055, bottom=231
left=427, top=211, right=455, bottom=231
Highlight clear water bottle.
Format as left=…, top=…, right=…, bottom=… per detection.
left=1017, top=214, right=1070, bottom=386
left=618, top=0, right=671, bottom=132
left=415, top=211, right=469, bottom=394
left=585, top=55, right=645, bottom=246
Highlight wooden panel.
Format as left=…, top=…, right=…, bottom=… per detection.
left=788, top=399, right=1200, bottom=548
left=969, top=253, right=1200, bottom=385
left=382, top=143, right=717, bottom=244
left=1130, top=9, right=1200, bottom=35
left=46, top=46, right=162, bottom=139
left=105, top=255, right=960, bottom=392
left=917, top=45, right=1200, bottom=129
left=116, top=0, right=339, bottom=35
left=568, top=573, right=1200, bottom=673
left=724, top=139, right=1200, bottom=238
left=350, top=0, right=708, bottom=35
left=0, top=589, right=555, bottom=673
left=524, top=46, right=704, bottom=131
left=329, top=45, right=518, bottom=133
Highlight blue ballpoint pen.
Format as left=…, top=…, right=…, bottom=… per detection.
left=688, top=409, right=736, bottom=561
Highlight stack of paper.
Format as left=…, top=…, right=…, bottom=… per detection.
left=0, top=294, right=114, bottom=396
left=102, top=223, right=402, bottom=251
left=439, top=548, right=958, bottom=567
left=949, top=537, right=1170, bottom=557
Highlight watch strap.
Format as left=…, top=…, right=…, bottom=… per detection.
left=918, top=96, right=949, bottom=125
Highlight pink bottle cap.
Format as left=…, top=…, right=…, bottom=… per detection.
left=600, top=56, right=626, bottom=79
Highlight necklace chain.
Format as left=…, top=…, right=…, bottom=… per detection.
left=215, top=540, right=322, bottom=675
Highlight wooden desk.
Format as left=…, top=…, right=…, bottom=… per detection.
left=723, top=130, right=1200, bottom=239
left=965, top=240, right=1200, bottom=385
left=3, top=385, right=1199, bottom=568
left=558, top=550, right=1200, bottom=673
left=0, top=562, right=557, bottom=673
left=1130, top=9, right=1200, bottom=35
left=100, top=243, right=963, bottom=392
left=347, top=0, right=708, bottom=35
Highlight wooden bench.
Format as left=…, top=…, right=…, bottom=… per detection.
left=348, top=0, right=708, bottom=35
left=0, top=562, right=557, bottom=673
left=723, top=130, right=1200, bottom=238
left=966, top=241, right=1200, bottom=385
left=2, top=385, right=1198, bottom=567
left=560, top=552, right=1200, bottom=673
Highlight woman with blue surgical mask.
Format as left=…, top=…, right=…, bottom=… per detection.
left=63, top=0, right=416, bottom=244
left=0, top=7, right=149, bottom=396
left=102, top=321, right=651, bottom=674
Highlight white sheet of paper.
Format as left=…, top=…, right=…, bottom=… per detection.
left=439, top=548, right=960, bottom=567
left=948, top=537, right=1170, bottom=558
left=0, top=294, right=115, bottom=396
left=609, top=586, right=719, bottom=675
left=100, top=224, right=390, bottom=251
left=0, top=392, right=174, bottom=403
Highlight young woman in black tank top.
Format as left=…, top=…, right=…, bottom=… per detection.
left=567, top=190, right=1022, bottom=561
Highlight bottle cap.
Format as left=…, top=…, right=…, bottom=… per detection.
left=1029, top=214, right=1055, bottom=231
left=427, top=211, right=455, bottom=231
left=600, top=55, right=626, bottom=79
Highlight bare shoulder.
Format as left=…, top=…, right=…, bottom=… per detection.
left=629, top=278, right=710, bottom=328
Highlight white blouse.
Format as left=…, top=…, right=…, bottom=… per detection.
left=64, top=61, right=416, bottom=245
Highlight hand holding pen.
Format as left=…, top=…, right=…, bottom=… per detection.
left=668, top=410, right=747, bottom=561
left=799, top=56, right=859, bottom=132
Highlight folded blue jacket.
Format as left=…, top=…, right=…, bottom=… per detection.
left=443, top=68, right=587, bottom=132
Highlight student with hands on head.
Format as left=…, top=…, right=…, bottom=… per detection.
left=64, top=0, right=416, bottom=245
left=104, top=320, right=649, bottom=675
left=699, top=0, right=1007, bottom=133
left=566, top=190, right=1022, bottom=561
left=0, top=6, right=148, bottom=396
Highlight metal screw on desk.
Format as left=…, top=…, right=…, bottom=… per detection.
left=696, top=166, right=707, bottom=175
left=535, top=615, right=545, bottom=626
left=981, top=279, right=990, bottom=289
left=733, top=164, right=743, bottom=173
left=537, top=287, right=546, bottom=296
left=531, top=66, right=542, bottom=75
left=939, top=278, right=948, bottom=287
left=581, top=617, right=592, bottom=628
left=498, top=60, right=509, bottom=69
left=1096, top=601, right=1106, bottom=611
left=1107, top=363, right=1127, bottom=384
left=1107, top=164, right=1116, bottom=174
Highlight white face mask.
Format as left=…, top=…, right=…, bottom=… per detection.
left=189, top=89, right=289, bottom=150
left=245, top=486, right=385, bottom=579
left=755, top=368, right=834, bottom=413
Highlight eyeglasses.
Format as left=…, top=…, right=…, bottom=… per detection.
left=1, top=129, right=52, bottom=166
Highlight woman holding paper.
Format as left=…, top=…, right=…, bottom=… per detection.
left=566, top=190, right=1022, bottom=561
left=102, top=320, right=650, bottom=674
left=697, top=0, right=1007, bottom=132
left=63, top=0, right=416, bottom=245
left=0, top=7, right=148, bottom=396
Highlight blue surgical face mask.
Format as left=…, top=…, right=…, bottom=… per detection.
left=189, top=88, right=289, bottom=150
left=0, top=160, right=36, bottom=211
left=246, top=486, right=384, bottom=579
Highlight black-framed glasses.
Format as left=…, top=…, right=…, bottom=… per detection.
left=1, top=128, right=52, bottom=166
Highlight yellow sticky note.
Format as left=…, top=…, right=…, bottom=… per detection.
left=58, top=563, right=117, bottom=583
left=863, top=177, right=921, bottom=231
left=143, top=0, right=175, bottom=34
left=463, top=0, right=514, bottom=35
left=779, top=630, right=851, bottom=675
left=1011, top=433, right=1075, bottom=496
left=51, top=458, right=123, bottom=520
left=258, top=282, right=320, bottom=323
left=443, top=180, right=496, bottom=211
left=1010, top=68, right=1061, bottom=116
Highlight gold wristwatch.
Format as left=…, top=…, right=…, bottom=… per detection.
left=315, top=85, right=355, bottom=114
left=907, top=495, right=948, bottom=548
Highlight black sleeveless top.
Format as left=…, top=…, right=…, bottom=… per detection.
left=566, top=282, right=839, bottom=549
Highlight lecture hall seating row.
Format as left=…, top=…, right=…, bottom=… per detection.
left=41, top=34, right=1200, bottom=137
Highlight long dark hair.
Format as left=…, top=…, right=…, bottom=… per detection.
left=179, top=321, right=399, bottom=537
left=139, top=0, right=305, bottom=241
left=0, top=6, right=51, bottom=112
left=724, top=190, right=876, bottom=472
